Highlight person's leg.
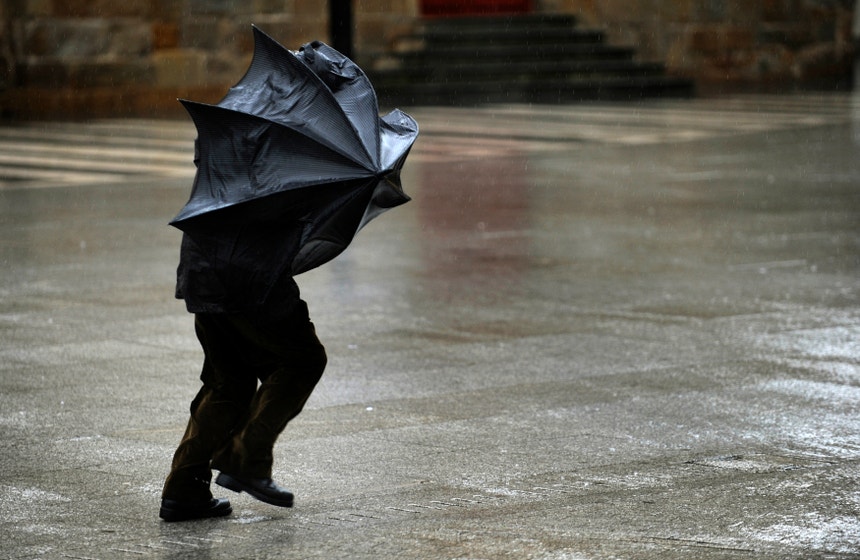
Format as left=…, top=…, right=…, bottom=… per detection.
left=161, top=315, right=257, bottom=505
left=159, top=368, right=242, bottom=521
left=212, top=301, right=327, bottom=503
left=217, top=338, right=326, bottom=478
left=162, top=376, right=231, bottom=502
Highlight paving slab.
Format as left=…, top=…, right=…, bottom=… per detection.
left=0, top=94, right=859, bottom=559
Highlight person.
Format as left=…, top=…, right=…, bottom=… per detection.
left=159, top=222, right=328, bottom=522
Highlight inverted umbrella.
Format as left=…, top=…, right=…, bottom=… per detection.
left=170, top=26, right=418, bottom=276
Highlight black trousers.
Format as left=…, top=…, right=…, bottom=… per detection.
left=162, top=301, right=327, bottom=502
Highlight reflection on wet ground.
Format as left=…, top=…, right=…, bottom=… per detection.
left=0, top=94, right=858, bottom=558
left=416, top=153, right=532, bottom=295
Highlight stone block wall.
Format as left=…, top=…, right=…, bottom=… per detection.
left=540, top=0, right=856, bottom=91
left=0, top=0, right=855, bottom=119
left=0, top=0, right=412, bottom=118
left=354, top=0, right=419, bottom=61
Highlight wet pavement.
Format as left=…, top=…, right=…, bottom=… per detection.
left=1, top=94, right=859, bottom=559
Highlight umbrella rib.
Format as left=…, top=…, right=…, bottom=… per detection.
left=293, top=39, right=383, bottom=166
left=181, top=99, right=376, bottom=175
left=246, top=26, right=378, bottom=170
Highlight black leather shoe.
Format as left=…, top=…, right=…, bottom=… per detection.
left=215, top=473, right=294, bottom=507
left=159, top=497, right=232, bottom=522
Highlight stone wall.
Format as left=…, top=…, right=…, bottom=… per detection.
left=540, top=0, right=856, bottom=92
left=0, top=0, right=855, bottom=119
left=0, top=0, right=416, bottom=119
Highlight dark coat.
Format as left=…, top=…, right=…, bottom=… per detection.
left=175, top=226, right=301, bottom=318
left=175, top=134, right=301, bottom=318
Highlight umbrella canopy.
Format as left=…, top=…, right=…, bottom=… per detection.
left=170, top=26, right=418, bottom=276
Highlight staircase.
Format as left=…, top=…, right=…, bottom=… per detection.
left=369, top=14, right=694, bottom=106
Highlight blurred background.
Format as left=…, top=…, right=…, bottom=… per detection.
left=0, top=0, right=856, bottom=120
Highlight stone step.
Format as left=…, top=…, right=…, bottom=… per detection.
left=371, top=13, right=694, bottom=106
left=394, top=42, right=636, bottom=64
left=419, top=13, right=578, bottom=30
left=377, top=74, right=694, bottom=106
left=417, top=25, right=606, bottom=46
left=375, top=59, right=668, bottom=84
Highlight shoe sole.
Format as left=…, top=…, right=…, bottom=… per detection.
left=159, top=499, right=232, bottom=522
left=215, top=473, right=294, bottom=508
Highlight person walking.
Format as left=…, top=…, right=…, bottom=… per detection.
left=156, top=28, right=415, bottom=523
left=158, top=228, right=328, bottom=522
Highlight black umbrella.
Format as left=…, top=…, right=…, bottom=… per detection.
left=170, top=26, right=418, bottom=276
